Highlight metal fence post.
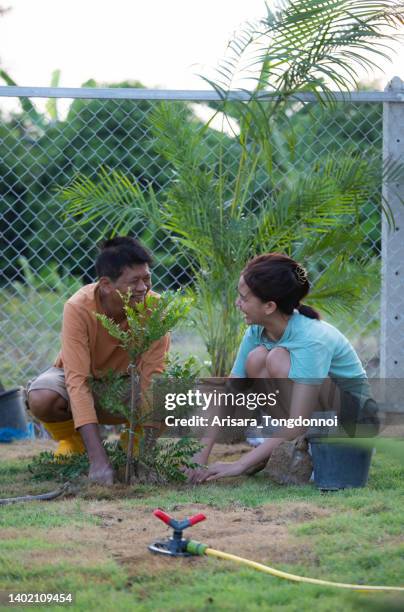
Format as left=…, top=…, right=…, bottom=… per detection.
left=381, top=76, right=404, bottom=379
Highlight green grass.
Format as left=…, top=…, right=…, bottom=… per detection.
left=127, top=568, right=404, bottom=612
left=0, top=443, right=403, bottom=611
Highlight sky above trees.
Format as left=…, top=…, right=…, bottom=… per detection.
left=1, top=0, right=264, bottom=89
left=0, top=0, right=403, bottom=93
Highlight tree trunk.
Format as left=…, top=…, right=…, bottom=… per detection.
left=125, top=364, right=140, bottom=484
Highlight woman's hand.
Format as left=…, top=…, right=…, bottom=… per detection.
left=184, top=465, right=208, bottom=484
left=187, top=437, right=283, bottom=485
left=197, top=461, right=245, bottom=483
left=183, top=449, right=209, bottom=484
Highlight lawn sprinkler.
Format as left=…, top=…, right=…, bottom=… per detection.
left=148, top=509, right=207, bottom=556
left=148, top=509, right=404, bottom=593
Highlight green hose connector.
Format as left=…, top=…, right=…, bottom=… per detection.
left=186, top=540, right=208, bottom=556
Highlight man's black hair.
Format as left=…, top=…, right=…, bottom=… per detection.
left=95, top=236, right=153, bottom=281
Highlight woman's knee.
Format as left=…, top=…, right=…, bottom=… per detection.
left=266, top=347, right=290, bottom=378
left=246, top=346, right=270, bottom=377
left=28, top=389, right=67, bottom=420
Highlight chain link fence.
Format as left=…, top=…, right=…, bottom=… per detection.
left=0, top=88, right=394, bottom=388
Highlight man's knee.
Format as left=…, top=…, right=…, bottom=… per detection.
left=266, top=347, right=290, bottom=378
left=28, top=389, right=67, bottom=421
left=246, top=346, right=270, bottom=377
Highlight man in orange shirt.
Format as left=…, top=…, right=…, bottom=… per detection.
left=27, top=236, right=170, bottom=485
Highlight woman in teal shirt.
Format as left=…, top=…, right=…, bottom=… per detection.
left=195, top=252, right=376, bottom=483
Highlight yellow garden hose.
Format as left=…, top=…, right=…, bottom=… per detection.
left=151, top=512, right=404, bottom=593
left=203, top=547, right=404, bottom=592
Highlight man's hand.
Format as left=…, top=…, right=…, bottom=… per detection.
left=197, top=460, right=245, bottom=483
left=77, top=423, right=114, bottom=486
left=88, top=461, right=114, bottom=486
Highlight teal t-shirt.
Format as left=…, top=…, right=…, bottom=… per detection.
left=231, top=312, right=367, bottom=387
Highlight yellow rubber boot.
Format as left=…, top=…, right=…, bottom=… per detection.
left=42, top=420, right=85, bottom=456
left=119, top=424, right=144, bottom=457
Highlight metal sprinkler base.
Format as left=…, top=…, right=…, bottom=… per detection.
left=148, top=509, right=206, bottom=557
left=148, top=539, right=192, bottom=557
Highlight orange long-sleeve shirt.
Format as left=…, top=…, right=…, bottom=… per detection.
left=54, top=283, right=170, bottom=429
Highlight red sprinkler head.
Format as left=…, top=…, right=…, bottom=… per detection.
left=148, top=508, right=207, bottom=556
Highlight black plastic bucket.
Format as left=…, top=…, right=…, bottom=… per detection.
left=0, top=387, right=31, bottom=442
left=310, top=439, right=373, bottom=490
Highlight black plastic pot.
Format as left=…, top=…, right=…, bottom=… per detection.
left=0, top=387, right=31, bottom=442
left=310, top=439, right=373, bottom=491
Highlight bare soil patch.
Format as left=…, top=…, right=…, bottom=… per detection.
left=210, top=442, right=252, bottom=461
left=84, top=500, right=329, bottom=576
left=1, top=499, right=330, bottom=579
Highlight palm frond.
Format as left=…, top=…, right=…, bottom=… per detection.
left=307, top=256, right=379, bottom=316
left=58, top=167, right=161, bottom=235
left=214, top=0, right=403, bottom=107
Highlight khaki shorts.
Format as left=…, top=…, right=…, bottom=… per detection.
left=27, top=367, right=70, bottom=404
left=27, top=367, right=129, bottom=425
